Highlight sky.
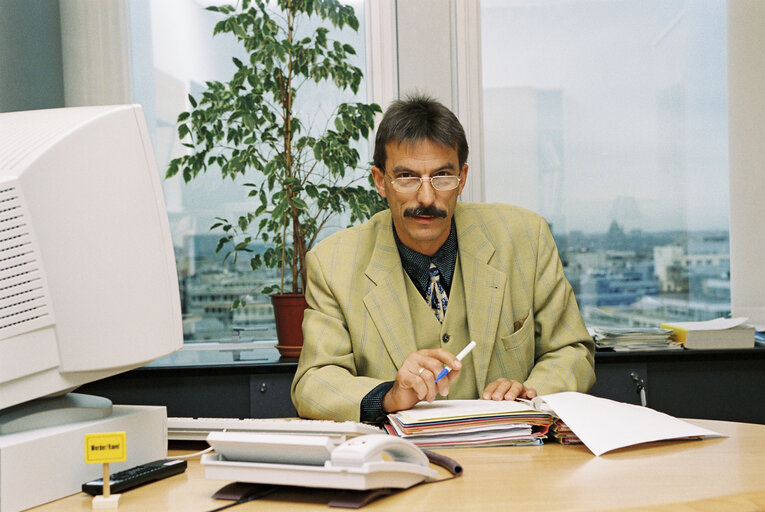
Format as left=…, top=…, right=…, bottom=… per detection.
left=480, top=0, right=729, bottom=233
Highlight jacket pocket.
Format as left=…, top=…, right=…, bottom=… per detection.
left=497, top=309, right=534, bottom=377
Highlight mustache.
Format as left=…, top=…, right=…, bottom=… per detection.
left=404, top=205, right=447, bottom=218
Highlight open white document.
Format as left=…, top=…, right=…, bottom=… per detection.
left=537, top=392, right=725, bottom=456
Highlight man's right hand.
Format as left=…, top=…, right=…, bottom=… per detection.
left=381, top=348, right=462, bottom=413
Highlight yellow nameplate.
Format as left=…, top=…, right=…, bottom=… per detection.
left=85, top=432, right=127, bottom=463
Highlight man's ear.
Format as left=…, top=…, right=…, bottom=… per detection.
left=457, top=164, right=469, bottom=195
left=371, top=167, right=387, bottom=198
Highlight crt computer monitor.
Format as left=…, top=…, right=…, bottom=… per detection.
left=0, top=104, right=182, bottom=431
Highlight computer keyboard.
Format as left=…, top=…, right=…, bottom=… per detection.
left=167, top=417, right=384, bottom=441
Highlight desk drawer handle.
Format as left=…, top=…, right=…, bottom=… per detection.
left=630, top=372, right=647, bottom=407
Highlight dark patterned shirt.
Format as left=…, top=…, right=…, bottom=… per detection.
left=393, top=218, right=458, bottom=297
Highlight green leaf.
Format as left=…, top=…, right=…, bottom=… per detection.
left=291, top=197, right=308, bottom=210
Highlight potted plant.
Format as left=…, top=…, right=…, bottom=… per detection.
left=166, top=0, right=385, bottom=357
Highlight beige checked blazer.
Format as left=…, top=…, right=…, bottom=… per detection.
left=291, top=202, right=596, bottom=421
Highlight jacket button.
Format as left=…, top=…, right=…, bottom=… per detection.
left=442, top=334, right=450, bottom=343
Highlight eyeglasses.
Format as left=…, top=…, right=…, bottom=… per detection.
left=386, top=174, right=462, bottom=193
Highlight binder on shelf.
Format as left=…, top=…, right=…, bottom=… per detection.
left=659, top=317, right=754, bottom=350
left=590, top=326, right=680, bottom=351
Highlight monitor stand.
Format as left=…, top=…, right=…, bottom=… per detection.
left=0, top=392, right=112, bottom=435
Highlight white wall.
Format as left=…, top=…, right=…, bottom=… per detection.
left=728, top=0, right=765, bottom=324
left=390, top=0, right=484, bottom=202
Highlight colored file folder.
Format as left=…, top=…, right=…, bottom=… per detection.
left=385, top=399, right=553, bottom=448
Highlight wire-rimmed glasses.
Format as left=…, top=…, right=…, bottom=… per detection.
left=386, top=174, right=461, bottom=193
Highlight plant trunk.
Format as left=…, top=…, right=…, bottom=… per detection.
left=291, top=211, right=300, bottom=292
left=284, top=0, right=297, bottom=294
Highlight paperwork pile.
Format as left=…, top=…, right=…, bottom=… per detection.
left=590, top=327, right=681, bottom=351
left=385, top=399, right=553, bottom=448
left=660, top=317, right=754, bottom=349
left=537, top=392, right=724, bottom=456
left=549, top=419, right=581, bottom=445
left=387, top=393, right=725, bottom=455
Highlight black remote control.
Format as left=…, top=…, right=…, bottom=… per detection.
left=81, top=458, right=188, bottom=496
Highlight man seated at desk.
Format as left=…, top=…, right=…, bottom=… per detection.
left=291, top=94, right=595, bottom=423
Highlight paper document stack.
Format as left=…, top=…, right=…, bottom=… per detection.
left=755, top=330, right=765, bottom=347
left=385, top=399, right=553, bottom=448
left=590, top=327, right=681, bottom=351
left=549, top=419, right=581, bottom=445
left=385, top=393, right=724, bottom=455
left=538, top=392, right=724, bottom=456
left=660, top=317, right=754, bottom=349
left=524, top=397, right=581, bottom=445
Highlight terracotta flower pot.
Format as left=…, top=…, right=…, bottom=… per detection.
left=270, top=293, right=308, bottom=358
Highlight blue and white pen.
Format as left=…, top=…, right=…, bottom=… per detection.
left=434, top=340, right=477, bottom=382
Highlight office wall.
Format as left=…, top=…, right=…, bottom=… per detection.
left=396, top=0, right=454, bottom=105
left=394, top=0, right=484, bottom=202
left=728, top=0, right=765, bottom=323
left=0, top=0, right=65, bottom=112
left=59, top=0, right=133, bottom=106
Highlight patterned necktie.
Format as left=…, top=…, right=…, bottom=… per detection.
left=426, top=263, right=449, bottom=322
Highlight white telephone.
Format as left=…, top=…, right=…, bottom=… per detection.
left=202, top=432, right=438, bottom=490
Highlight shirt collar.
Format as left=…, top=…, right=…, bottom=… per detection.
left=393, top=218, right=458, bottom=297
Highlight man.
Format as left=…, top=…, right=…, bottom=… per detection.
left=291, top=94, right=595, bottom=422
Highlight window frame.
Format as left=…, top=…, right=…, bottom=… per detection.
left=373, top=0, right=765, bottom=326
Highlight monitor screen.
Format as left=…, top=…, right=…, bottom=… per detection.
left=0, top=104, right=182, bottom=422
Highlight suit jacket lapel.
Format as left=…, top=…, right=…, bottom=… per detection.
left=363, top=215, right=417, bottom=368
left=455, top=205, right=507, bottom=393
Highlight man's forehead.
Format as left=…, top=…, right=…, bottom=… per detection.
left=384, top=138, right=459, bottom=169
left=386, top=137, right=457, bottom=154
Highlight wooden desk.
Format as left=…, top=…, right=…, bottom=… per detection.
left=30, top=419, right=765, bottom=511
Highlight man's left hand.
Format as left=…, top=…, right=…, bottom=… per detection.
left=482, top=378, right=537, bottom=401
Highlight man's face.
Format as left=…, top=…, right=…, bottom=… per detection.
left=371, top=138, right=468, bottom=256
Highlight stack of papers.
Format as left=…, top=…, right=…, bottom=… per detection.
left=660, top=317, right=754, bottom=349
left=385, top=393, right=725, bottom=455
left=538, top=392, right=724, bottom=456
left=590, top=326, right=681, bottom=351
left=519, top=396, right=581, bottom=445
left=549, top=419, right=582, bottom=445
left=385, top=399, right=553, bottom=448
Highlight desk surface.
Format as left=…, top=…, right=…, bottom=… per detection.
left=32, top=419, right=765, bottom=512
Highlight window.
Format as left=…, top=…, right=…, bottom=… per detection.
left=130, top=1, right=370, bottom=348
left=480, top=0, right=730, bottom=327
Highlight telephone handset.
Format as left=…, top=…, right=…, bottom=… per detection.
left=202, top=432, right=438, bottom=490
left=330, top=434, right=431, bottom=467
